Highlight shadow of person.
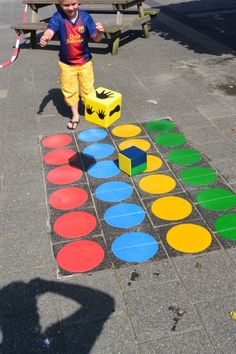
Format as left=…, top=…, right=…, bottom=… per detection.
left=37, top=88, right=85, bottom=118
left=0, top=278, right=115, bottom=353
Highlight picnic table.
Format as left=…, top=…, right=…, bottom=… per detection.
left=11, top=0, right=159, bottom=54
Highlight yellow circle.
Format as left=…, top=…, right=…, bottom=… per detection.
left=151, top=196, right=192, bottom=221
left=139, top=174, right=176, bottom=194
left=144, top=155, right=163, bottom=172
left=112, top=124, right=141, bottom=138
left=119, top=139, right=151, bottom=152
left=166, top=223, right=212, bottom=253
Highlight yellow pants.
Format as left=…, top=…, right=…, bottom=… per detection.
left=59, top=60, right=94, bottom=106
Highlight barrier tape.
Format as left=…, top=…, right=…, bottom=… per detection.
left=0, top=4, right=28, bottom=69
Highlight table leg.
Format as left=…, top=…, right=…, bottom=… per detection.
left=30, top=5, right=39, bottom=23
left=137, top=2, right=149, bottom=38
left=114, top=4, right=123, bottom=25
left=30, top=31, right=36, bottom=49
left=111, top=32, right=121, bottom=55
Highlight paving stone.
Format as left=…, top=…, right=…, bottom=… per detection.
left=171, top=112, right=212, bottom=129
left=1, top=178, right=45, bottom=209
left=213, top=114, right=236, bottom=130
left=58, top=270, right=124, bottom=324
left=0, top=89, right=8, bottom=99
left=211, top=158, right=236, bottom=184
left=195, top=296, right=236, bottom=354
left=194, top=141, right=236, bottom=162
left=3, top=154, right=42, bottom=178
left=0, top=231, right=54, bottom=272
left=147, top=85, right=199, bottom=117
left=173, top=250, right=236, bottom=303
left=115, top=258, right=178, bottom=291
left=197, top=100, right=235, bottom=119
left=182, top=125, right=228, bottom=145
left=3, top=165, right=44, bottom=186
left=64, top=313, right=138, bottom=354
left=229, top=182, right=236, bottom=193
left=226, top=247, right=236, bottom=266
left=1, top=203, right=48, bottom=236
left=123, top=281, right=201, bottom=341
left=37, top=115, right=74, bottom=135
left=138, top=330, right=215, bottom=353
left=126, top=95, right=167, bottom=121
left=3, top=128, right=40, bottom=149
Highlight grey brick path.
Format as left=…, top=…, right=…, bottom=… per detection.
left=0, top=0, right=236, bottom=353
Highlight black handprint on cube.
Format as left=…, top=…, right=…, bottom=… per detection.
left=86, top=105, right=94, bottom=115
left=97, top=109, right=106, bottom=120
left=96, top=90, right=114, bottom=99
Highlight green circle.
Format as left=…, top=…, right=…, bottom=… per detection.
left=155, top=133, right=186, bottom=147
left=214, top=213, right=236, bottom=240
left=145, top=119, right=176, bottom=132
left=196, top=188, right=236, bottom=211
left=167, top=148, right=202, bottom=166
left=180, top=166, right=217, bottom=186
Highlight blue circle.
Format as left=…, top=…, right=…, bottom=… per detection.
left=95, top=181, right=133, bottom=202
left=88, top=160, right=120, bottom=178
left=104, top=203, right=145, bottom=228
left=112, top=232, right=158, bottom=262
left=77, top=128, right=107, bottom=142
left=83, top=143, right=115, bottom=159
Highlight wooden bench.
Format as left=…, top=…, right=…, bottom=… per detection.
left=11, top=10, right=158, bottom=54
left=11, top=5, right=159, bottom=55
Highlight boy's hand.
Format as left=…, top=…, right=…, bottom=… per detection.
left=40, top=30, right=54, bottom=47
left=40, top=35, right=49, bottom=47
left=93, top=22, right=104, bottom=42
left=95, top=22, right=104, bottom=34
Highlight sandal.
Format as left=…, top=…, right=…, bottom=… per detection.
left=67, top=119, right=79, bottom=130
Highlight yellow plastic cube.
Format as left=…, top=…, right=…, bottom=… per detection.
left=85, top=87, right=122, bottom=128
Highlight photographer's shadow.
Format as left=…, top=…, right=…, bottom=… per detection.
left=0, top=278, right=115, bottom=353
left=37, top=88, right=85, bottom=118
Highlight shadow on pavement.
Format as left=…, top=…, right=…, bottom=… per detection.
left=0, top=278, right=115, bottom=353
left=37, top=88, right=86, bottom=118
left=37, top=88, right=71, bottom=118
left=147, top=0, right=236, bottom=55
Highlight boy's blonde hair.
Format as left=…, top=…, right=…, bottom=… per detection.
left=58, top=0, right=78, bottom=3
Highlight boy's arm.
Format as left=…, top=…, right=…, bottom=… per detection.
left=40, top=29, right=55, bottom=47
left=92, top=22, right=104, bottom=42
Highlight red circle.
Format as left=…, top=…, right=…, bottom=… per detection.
left=42, top=134, right=73, bottom=149
left=47, top=165, right=82, bottom=185
left=56, top=240, right=105, bottom=272
left=54, top=211, right=97, bottom=238
left=43, top=149, right=77, bottom=165
left=49, top=187, right=88, bottom=210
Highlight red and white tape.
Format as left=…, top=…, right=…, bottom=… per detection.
left=0, top=4, right=28, bottom=69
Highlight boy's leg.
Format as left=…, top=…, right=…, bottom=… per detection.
left=58, top=61, right=80, bottom=128
left=78, top=60, right=95, bottom=102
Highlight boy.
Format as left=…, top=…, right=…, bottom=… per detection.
left=40, top=0, right=104, bottom=130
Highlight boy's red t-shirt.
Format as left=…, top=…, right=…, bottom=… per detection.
left=47, top=9, right=96, bottom=66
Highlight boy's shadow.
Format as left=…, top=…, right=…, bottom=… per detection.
left=0, top=278, right=115, bottom=353
left=37, top=88, right=85, bottom=117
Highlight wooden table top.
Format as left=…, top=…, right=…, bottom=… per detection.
left=23, top=0, right=142, bottom=5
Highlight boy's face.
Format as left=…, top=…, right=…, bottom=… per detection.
left=59, top=0, right=78, bottom=19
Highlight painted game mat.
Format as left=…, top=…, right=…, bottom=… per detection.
left=40, top=118, right=236, bottom=277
